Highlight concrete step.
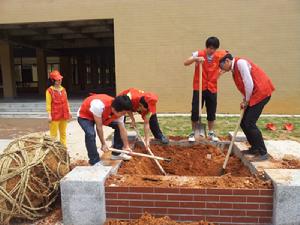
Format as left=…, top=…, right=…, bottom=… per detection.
left=0, top=111, right=78, bottom=118
left=0, top=107, right=80, bottom=112
left=0, top=100, right=81, bottom=117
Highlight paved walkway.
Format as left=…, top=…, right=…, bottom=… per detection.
left=0, top=120, right=115, bottom=163
left=65, top=120, right=114, bottom=163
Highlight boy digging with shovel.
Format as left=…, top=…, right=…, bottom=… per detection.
left=184, top=37, right=227, bottom=142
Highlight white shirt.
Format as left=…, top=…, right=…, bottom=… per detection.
left=231, top=58, right=254, bottom=102
left=77, top=99, right=124, bottom=123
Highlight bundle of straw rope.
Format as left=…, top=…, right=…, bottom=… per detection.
left=0, top=133, right=70, bottom=224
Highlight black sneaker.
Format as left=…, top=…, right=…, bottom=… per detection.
left=242, top=147, right=258, bottom=155
left=160, top=136, right=169, bottom=144
left=252, top=153, right=269, bottom=162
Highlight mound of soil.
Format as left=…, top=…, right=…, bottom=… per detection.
left=105, top=213, right=214, bottom=225
left=118, top=144, right=251, bottom=177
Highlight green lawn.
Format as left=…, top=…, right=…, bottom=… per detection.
left=130, top=116, right=300, bottom=141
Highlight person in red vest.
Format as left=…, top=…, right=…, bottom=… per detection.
left=184, top=37, right=227, bottom=142
left=119, top=88, right=169, bottom=146
left=77, top=94, right=133, bottom=166
left=46, top=70, right=72, bottom=147
left=219, top=53, right=275, bottom=161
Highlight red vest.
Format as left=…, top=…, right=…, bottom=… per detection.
left=193, top=50, right=227, bottom=92
left=47, top=87, right=70, bottom=121
left=233, top=57, right=275, bottom=106
left=78, top=94, right=118, bottom=125
left=118, top=88, right=157, bottom=119
left=118, top=88, right=144, bottom=112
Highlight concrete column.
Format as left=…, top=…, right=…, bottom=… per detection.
left=61, top=166, right=112, bottom=225
left=0, top=41, right=16, bottom=98
left=60, top=56, right=72, bottom=92
left=91, top=56, right=98, bottom=89
left=77, top=56, right=85, bottom=90
left=36, top=48, right=47, bottom=95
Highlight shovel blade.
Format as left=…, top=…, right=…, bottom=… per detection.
left=194, top=122, right=206, bottom=140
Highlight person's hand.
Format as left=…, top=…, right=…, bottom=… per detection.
left=195, top=56, right=205, bottom=64
left=48, top=114, right=52, bottom=123
left=123, top=146, right=133, bottom=154
left=101, top=144, right=109, bottom=152
left=240, top=101, right=248, bottom=110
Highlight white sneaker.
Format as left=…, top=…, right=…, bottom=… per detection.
left=188, top=132, right=195, bottom=142
left=111, top=153, right=132, bottom=161
left=208, top=131, right=219, bottom=142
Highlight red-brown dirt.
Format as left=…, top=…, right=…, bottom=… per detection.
left=118, top=144, right=251, bottom=177
left=108, top=143, right=272, bottom=189
left=105, top=213, right=214, bottom=225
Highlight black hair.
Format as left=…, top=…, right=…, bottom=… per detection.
left=219, top=53, right=233, bottom=66
left=112, top=95, right=133, bottom=112
left=205, top=36, right=220, bottom=49
left=46, top=78, right=55, bottom=88
left=139, top=96, right=148, bottom=109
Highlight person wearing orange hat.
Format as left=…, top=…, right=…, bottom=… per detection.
left=118, top=88, right=169, bottom=146
left=46, top=70, right=72, bottom=147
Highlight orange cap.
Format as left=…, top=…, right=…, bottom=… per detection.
left=49, top=70, right=63, bottom=81
left=144, top=93, right=158, bottom=114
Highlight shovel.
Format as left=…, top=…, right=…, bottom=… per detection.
left=109, top=148, right=172, bottom=162
left=195, top=62, right=207, bottom=140
left=133, top=127, right=168, bottom=175
left=220, top=109, right=245, bottom=175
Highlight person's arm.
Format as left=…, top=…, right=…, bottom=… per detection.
left=117, top=116, right=131, bottom=151
left=90, top=100, right=108, bottom=151
left=128, top=111, right=136, bottom=128
left=46, top=89, right=52, bottom=122
left=94, top=115, right=108, bottom=151
left=237, top=59, right=254, bottom=102
left=184, top=51, right=205, bottom=66
left=143, top=116, right=151, bottom=147
left=64, top=88, right=72, bottom=119
left=237, top=59, right=254, bottom=108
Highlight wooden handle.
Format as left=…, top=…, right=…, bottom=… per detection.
left=199, top=63, right=203, bottom=116
left=109, top=148, right=171, bottom=162
left=134, top=127, right=168, bottom=175
left=222, top=109, right=245, bottom=170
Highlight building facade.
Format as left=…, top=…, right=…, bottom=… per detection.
left=0, top=0, right=299, bottom=114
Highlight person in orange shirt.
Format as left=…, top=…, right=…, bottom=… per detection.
left=219, top=53, right=275, bottom=161
left=184, top=37, right=227, bottom=142
left=77, top=94, right=133, bottom=165
left=119, top=88, right=169, bottom=146
left=46, top=70, right=72, bottom=147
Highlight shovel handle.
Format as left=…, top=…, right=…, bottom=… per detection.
left=109, top=148, right=171, bottom=162
left=199, top=63, right=203, bottom=116
left=222, top=109, right=245, bottom=170
left=134, top=127, right=168, bottom=175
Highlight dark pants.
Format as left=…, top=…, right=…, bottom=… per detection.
left=77, top=117, right=123, bottom=165
left=149, top=114, right=164, bottom=139
left=240, top=96, right=271, bottom=155
left=125, top=113, right=164, bottom=139
left=191, top=90, right=217, bottom=122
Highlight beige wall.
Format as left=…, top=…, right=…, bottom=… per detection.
left=0, top=0, right=299, bottom=114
